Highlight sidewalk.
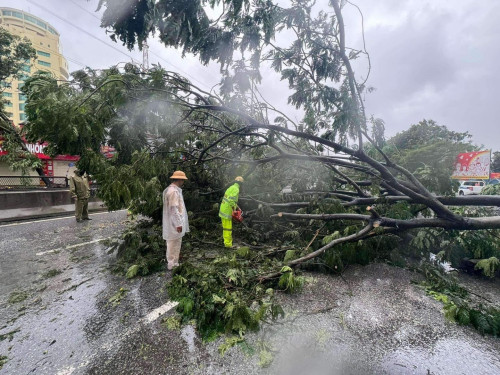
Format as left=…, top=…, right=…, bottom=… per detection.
left=0, top=189, right=104, bottom=222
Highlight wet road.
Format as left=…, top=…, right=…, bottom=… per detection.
left=0, top=211, right=180, bottom=374
left=1, top=213, right=500, bottom=374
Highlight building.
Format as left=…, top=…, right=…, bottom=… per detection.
left=0, top=7, right=73, bottom=177
left=0, top=7, right=69, bottom=125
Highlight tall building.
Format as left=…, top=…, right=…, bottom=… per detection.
left=0, top=7, right=69, bottom=126
left=0, top=8, right=72, bottom=177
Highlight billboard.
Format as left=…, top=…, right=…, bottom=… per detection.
left=452, top=150, right=491, bottom=179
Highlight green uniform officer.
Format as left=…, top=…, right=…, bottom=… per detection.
left=69, top=169, right=91, bottom=222
left=219, top=176, right=243, bottom=248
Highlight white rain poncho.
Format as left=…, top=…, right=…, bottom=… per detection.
left=162, top=184, right=189, bottom=240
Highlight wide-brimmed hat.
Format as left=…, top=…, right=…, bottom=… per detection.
left=170, top=170, right=188, bottom=180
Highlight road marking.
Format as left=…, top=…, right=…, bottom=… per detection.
left=0, top=210, right=127, bottom=228
left=141, top=301, right=179, bottom=324
left=36, top=237, right=115, bottom=256
left=55, top=300, right=179, bottom=375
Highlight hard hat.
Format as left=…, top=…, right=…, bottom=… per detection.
left=235, top=176, right=244, bottom=182
left=170, top=170, right=188, bottom=180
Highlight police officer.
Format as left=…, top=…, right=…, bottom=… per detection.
left=69, top=169, right=91, bottom=222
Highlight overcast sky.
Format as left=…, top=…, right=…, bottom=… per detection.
left=3, top=0, right=499, bottom=150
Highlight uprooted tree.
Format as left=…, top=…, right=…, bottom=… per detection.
left=18, top=0, right=500, bottom=338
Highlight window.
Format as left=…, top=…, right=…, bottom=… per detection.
left=2, top=10, right=12, bottom=16
left=5, top=102, right=12, bottom=107
left=1, top=81, right=12, bottom=88
left=12, top=11, right=23, bottom=19
left=19, top=93, right=26, bottom=101
left=37, top=50, right=51, bottom=58
left=21, top=64, right=31, bottom=73
left=19, top=103, right=26, bottom=111
left=18, top=83, right=24, bottom=89
left=36, top=20, right=47, bottom=29
left=20, top=113, right=26, bottom=121
left=38, top=60, right=51, bottom=67
left=48, top=27, right=58, bottom=35
left=3, top=92, right=12, bottom=98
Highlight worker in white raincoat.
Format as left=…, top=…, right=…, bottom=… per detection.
left=162, top=170, right=189, bottom=270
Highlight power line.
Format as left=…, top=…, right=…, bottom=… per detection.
left=65, top=56, right=88, bottom=68
left=25, top=0, right=140, bottom=65
left=66, top=0, right=213, bottom=90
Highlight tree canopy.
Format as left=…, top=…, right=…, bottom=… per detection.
left=15, top=0, right=500, bottom=340
left=0, top=27, right=40, bottom=175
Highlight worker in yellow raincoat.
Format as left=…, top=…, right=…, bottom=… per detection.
left=219, top=176, right=243, bottom=248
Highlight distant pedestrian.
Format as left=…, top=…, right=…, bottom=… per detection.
left=163, top=170, right=189, bottom=270
left=69, top=169, right=91, bottom=223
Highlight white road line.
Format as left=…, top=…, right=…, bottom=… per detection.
left=0, top=210, right=127, bottom=228
left=141, top=301, right=179, bottom=324
left=36, top=237, right=115, bottom=256
left=55, top=300, right=179, bottom=375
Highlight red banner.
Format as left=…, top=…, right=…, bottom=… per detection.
left=452, top=150, right=491, bottom=179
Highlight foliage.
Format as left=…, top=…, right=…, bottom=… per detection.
left=0, top=27, right=36, bottom=84
left=0, top=131, right=42, bottom=174
left=474, top=257, right=500, bottom=278
left=0, top=355, right=7, bottom=370
left=15, top=0, right=500, bottom=345
left=8, top=290, right=28, bottom=304
left=420, top=262, right=500, bottom=337
left=97, top=0, right=279, bottom=67
left=278, top=266, right=304, bottom=292
left=410, top=217, right=500, bottom=278
left=161, top=316, right=182, bottom=331
left=108, top=287, right=128, bottom=307
left=42, top=269, right=62, bottom=279
left=380, top=120, right=476, bottom=194
left=112, top=220, right=166, bottom=276
left=167, top=246, right=286, bottom=342
left=482, top=183, right=500, bottom=196
left=491, top=151, right=500, bottom=173
left=125, top=264, right=140, bottom=279
left=0, top=27, right=38, bottom=175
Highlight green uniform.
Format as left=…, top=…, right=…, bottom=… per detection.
left=70, top=174, right=90, bottom=221
left=219, top=183, right=240, bottom=247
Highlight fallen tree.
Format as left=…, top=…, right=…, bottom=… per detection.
left=17, top=0, right=500, bottom=339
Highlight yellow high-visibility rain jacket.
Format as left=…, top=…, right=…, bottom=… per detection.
left=219, top=183, right=240, bottom=219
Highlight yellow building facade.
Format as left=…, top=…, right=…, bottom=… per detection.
left=0, top=7, right=69, bottom=126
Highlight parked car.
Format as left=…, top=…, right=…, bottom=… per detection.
left=457, top=180, right=486, bottom=196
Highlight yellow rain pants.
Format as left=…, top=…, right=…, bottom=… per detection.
left=222, top=217, right=233, bottom=248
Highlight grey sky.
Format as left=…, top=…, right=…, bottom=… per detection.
left=3, top=0, right=499, bottom=150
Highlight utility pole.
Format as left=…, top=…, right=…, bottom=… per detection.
left=142, top=40, right=149, bottom=71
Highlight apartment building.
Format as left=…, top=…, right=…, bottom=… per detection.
left=0, top=7, right=69, bottom=126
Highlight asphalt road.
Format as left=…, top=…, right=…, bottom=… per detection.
left=1, top=212, right=500, bottom=374
left=0, top=211, right=183, bottom=374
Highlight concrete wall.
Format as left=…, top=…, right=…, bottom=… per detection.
left=0, top=189, right=104, bottom=222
